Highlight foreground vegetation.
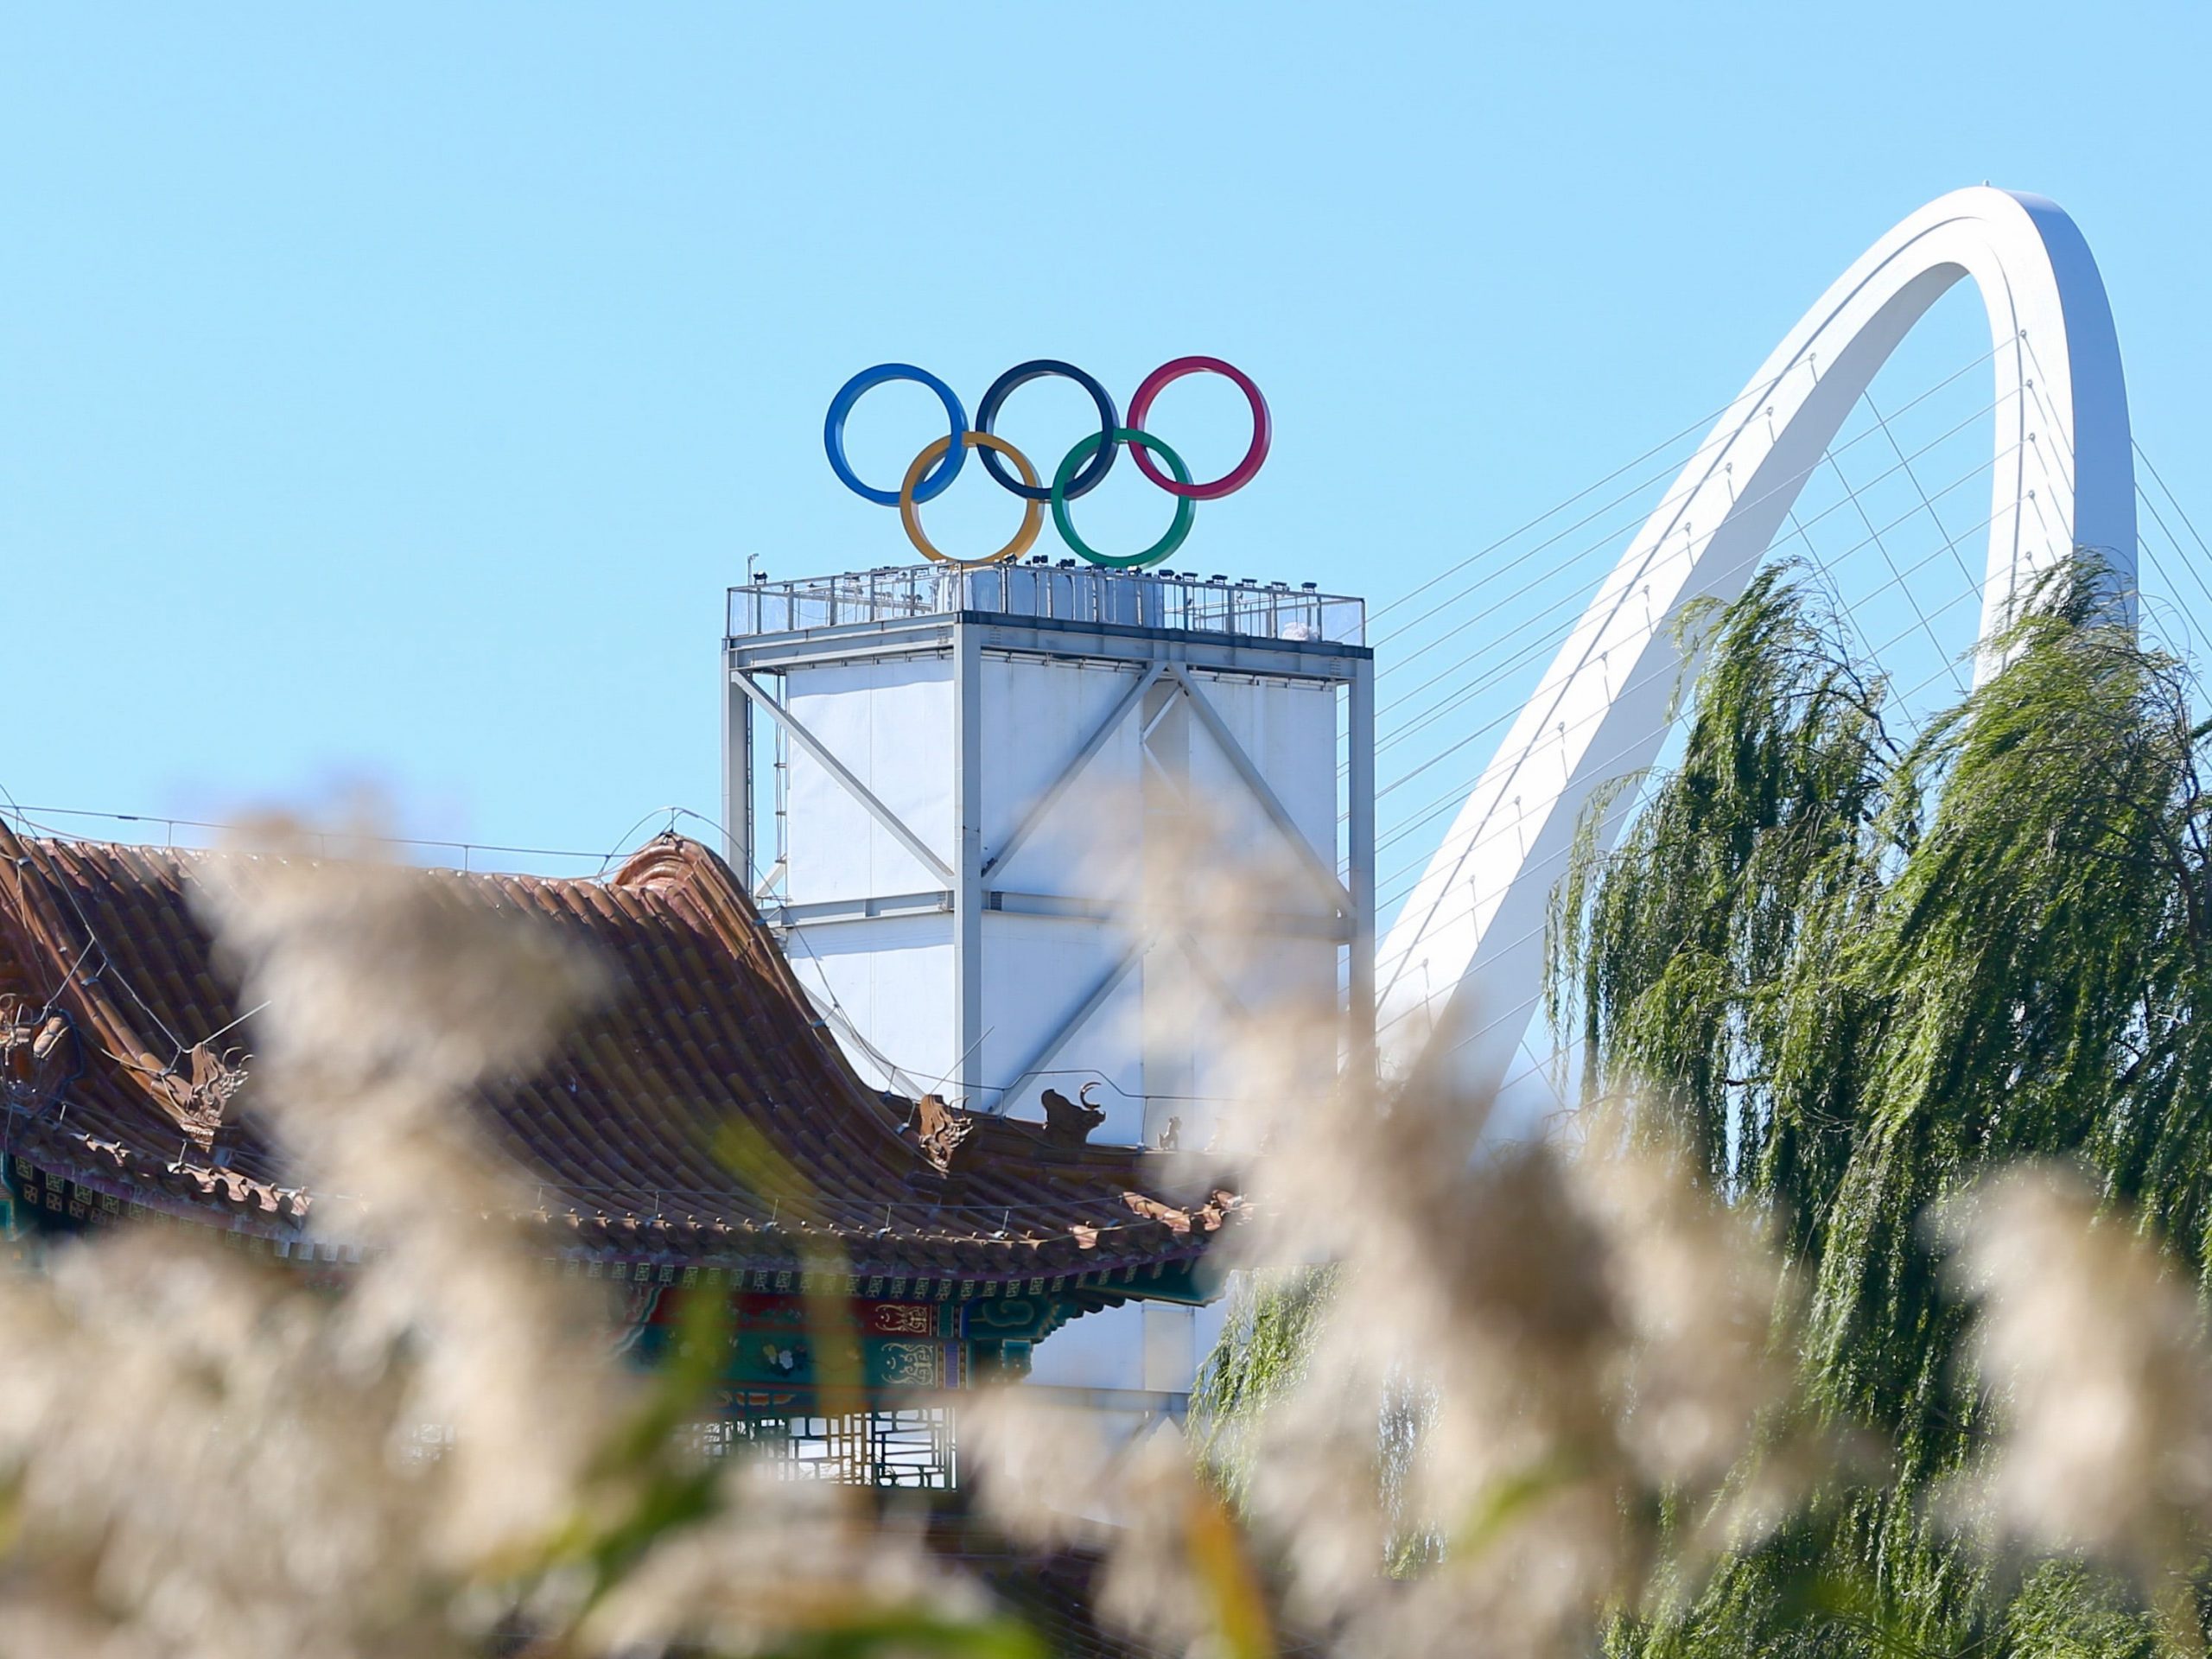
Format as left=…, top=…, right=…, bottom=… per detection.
left=10, top=556, right=2212, bottom=1656
left=1553, top=559, right=2212, bottom=1655
left=1203, top=556, right=2212, bottom=1656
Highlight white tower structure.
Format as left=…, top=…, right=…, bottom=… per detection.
left=1376, top=186, right=2138, bottom=1094
left=722, top=563, right=1374, bottom=1152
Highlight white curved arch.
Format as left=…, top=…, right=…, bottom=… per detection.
left=1376, top=186, right=2135, bottom=1092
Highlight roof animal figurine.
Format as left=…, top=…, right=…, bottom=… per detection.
left=0, top=996, right=76, bottom=1111
left=913, top=1091, right=974, bottom=1173
left=1039, top=1082, right=1108, bottom=1148
left=130, top=1042, right=251, bottom=1149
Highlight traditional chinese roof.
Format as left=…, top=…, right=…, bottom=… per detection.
left=0, top=827, right=1236, bottom=1295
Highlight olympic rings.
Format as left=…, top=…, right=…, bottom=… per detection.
left=824, top=364, right=968, bottom=507
left=824, top=358, right=1267, bottom=569
left=899, top=431, right=1046, bottom=568
left=1052, top=429, right=1195, bottom=571
left=975, top=360, right=1118, bottom=502
left=1126, top=356, right=1272, bottom=500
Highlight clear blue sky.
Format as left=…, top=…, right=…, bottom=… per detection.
left=3, top=3, right=2207, bottom=881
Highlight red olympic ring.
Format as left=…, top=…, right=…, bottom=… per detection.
left=1124, top=356, right=1273, bottom=501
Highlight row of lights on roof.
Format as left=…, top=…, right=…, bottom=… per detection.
left=1007, top=555, right=1317, bottom=590
left=741, top=563, right=1320, bottom=592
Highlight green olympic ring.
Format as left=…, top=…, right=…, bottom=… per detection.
left=1049, top=428, right=1197, bottom=571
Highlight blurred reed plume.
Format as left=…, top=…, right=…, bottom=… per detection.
left=3, top=718, right=2210, bottom=1657
left=969, top=804, right=1830, bottom=1659
left=1940, top=1165, right=2212, bottom=1636
left=0, top=819, right=992, bottom=1659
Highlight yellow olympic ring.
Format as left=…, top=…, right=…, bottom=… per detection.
left=898, top=431, right=1044, bottom=568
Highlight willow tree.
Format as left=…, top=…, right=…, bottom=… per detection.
left=1550, top=556, right=2212, bottom=1654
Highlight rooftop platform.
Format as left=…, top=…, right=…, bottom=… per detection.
left=728, top=563, right=1366, bottom=649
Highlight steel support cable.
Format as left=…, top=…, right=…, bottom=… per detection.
left=2135, top=492, right=2212, bottom=625
left=0, top=799, right=307, bottom=1066
left=1362, top=597, right=1991, bottom=938
left=1330, top=371, right=2008, bottom=922
left=2135, top=478, right=2212, bottom=626
left=0, top=784, right=109, bottom=1025
left=1362, top=340, right=2008, bottom=703
left=1343, top=421, right=2004, bottom=853
left=2136, top=441, right=2212, bottom=566
left=1379, top=582, right=1995, bottom=1055
left=1377, top=534, right=1649, bottom=720
left=1366, top=512, right=2001, bottom=916
left=4, top=804, right=618, bottom=868
left=1863, top=389, right=1986, bottom=596
left=1426, top=599, right=2062, bottom=1072
left=1, top=818, right=193, bottom=1061
left=1363, top=340, right=2005, bottom=668
left=708, top=816, right=931, bottom=1100
left=1384, top=520, right=2089, bottom=941
left=2011, top=331, right=2082, bottom=499
left=0, top=798, right=830, bottom=1067
left=1372, top=425, right=2012, bottom=813
left=0, top=798, right=732, bottom=1067
left=1373, top=441, right=1718, bottom=663
left=1819, top=435, right=1971, bottom=710
left=1775, top=499, right=1939, bottom=747
left=1364, top=369, right=1794, bottom=635
left=1365, top=434, right=2021, bottom=873
left=1369, top=558, right=1989, bottom=919
left=1376, top=377, right=2004, bottom=725
left=1787, top=438, right=1972, bottom=743
left=2127, top=524, right=2212, bottom=715
left=1369, top=338, right=2005, bottom=653
left=1369, top=533, right=1993, bottom=902
left=2007, top=340, right=2183, bottom=625
left=1971, top=362, right=2183, bottom=679
left=0, top=811, right=1294, bottom=1120
left=1359, top=385, right=2011, bottom=779
left=2130, top=548, right=2208, bottom=668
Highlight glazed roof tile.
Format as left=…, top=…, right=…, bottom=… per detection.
left=0, top=829, right=1236, bottom=1292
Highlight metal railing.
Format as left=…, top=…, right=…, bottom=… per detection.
left=728, top=564, right=1365, bottom=647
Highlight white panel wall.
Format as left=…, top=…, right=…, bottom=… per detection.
left=1027, top=1301, right=1145, bottom=1392
left=1162, top=673, right=1342, bottom=1145
left=1181, top=671, right=1338, bottom=857
left=783, top=650, right=1344, bottom=1141
left=978, top=657, right=1147, bottom=891
left=788, top=659, right=953, bottom=901
left=772, top=637, right=1349, bottom=1405
left=784, top=915, right=952, bottom=1096
left=970, top=655, right=1151, bottom=1137
left=978, top=913, right=1147, bottom=1142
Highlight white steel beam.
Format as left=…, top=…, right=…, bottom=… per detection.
left=982, top=663, right=1163, bottom=880
left=1168, top=663, right=1353, bottom=915
left=985, top=887, right=1351, bottom=940
left=729, top=671, right=956, bottom=889
left=721, top=652, right=752, bottom=881
left=953, top=624, right=986, bottom=1103
left=987, top=937, right=1151, bottom=1115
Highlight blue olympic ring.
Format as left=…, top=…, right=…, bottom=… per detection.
left=822, top=364, right=968, bottom=507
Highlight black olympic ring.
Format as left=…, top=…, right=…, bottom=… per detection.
left=971, top=360, right=1121, bottom=503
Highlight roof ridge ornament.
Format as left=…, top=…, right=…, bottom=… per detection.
left=130, top=1040, right=251, bottom=1148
